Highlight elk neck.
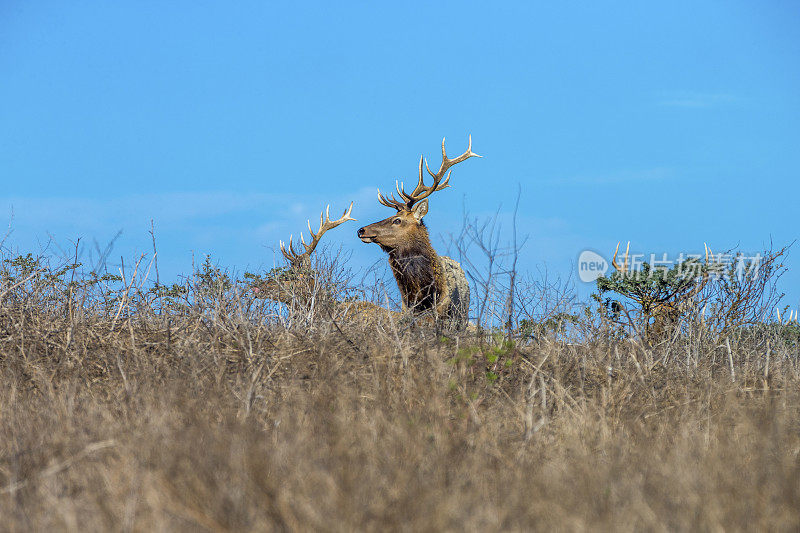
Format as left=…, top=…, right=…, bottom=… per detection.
left=385, top=223, right=443, bottom=311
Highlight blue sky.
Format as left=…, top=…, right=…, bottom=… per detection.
left=2, top=1, right=799, bottom=309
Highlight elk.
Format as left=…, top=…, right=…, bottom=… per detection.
left=253, top=203, right=356, bottom=305
left=357, top=136, right=479, bottom=330
left=607, top=241, right=717, bottom=341
left=254, top=203, right=397, bottom=325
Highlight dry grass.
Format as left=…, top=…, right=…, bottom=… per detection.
left=1, top=251, right=799, bottom=531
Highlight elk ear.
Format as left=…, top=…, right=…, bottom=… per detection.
left=411, top=199, right=428, bottom=223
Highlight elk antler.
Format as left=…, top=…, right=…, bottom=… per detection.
left=691, top=243, right=716, bottom=294
left=658, top=243, right=718, bottom=312
left=378, top=135, right=481, bottom=211
left=612, top=241, right=631, bottom=273
left=612, top=241, right=716, bottom=277
left=704, top=243, right=714, bottom=264
left=280, top=202, right=356, bottom=266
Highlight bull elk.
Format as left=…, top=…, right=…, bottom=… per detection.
left=608, top=241, right=717, bottom=341
left=254, top=203, right=398, bottom=325
left=253, top=203, right=356, bottom=305
left=357, top=136, right=480, bottom=330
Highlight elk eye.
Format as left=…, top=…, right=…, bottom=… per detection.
left=392, top=218, right=401, bottom=225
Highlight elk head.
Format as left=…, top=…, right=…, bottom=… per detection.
left=357, top=136, right=480, bottom=252
left=253, top=202, right=355, bottom=302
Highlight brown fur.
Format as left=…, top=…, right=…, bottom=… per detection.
left=253, top=264, right=401, bottom=326
left=386, top=225, right=443, bottom=314
left=358, top=204, right=469, bottom=329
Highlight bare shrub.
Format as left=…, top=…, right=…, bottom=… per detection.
left=447, top=193, right=577, bottom=341
left=698, top=242, right=792, bottom=338
left=1, top=235, right=799, bottom=531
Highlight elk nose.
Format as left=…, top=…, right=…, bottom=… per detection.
left=357, top=227, right=365, bottom=237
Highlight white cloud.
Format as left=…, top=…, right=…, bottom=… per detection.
left=2, top=191, right=273, bottom=228
left=0, top=187, right=376, bottom=259
left=288, top=202, right=307, bottom=216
